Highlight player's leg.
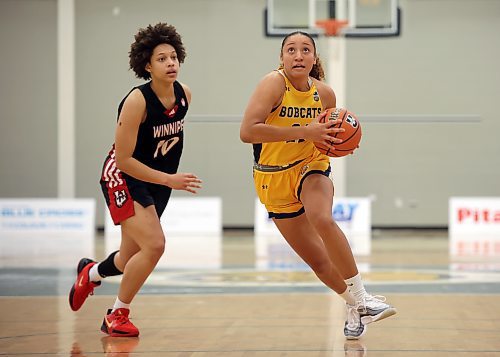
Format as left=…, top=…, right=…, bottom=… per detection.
left=116, top=201, right=165, bottom=303
left=273, top=214, right=347, bottom=294
left=301, top=173, right=396, bottom=325
left=69, top=228, right=139, bottom=312
left=273, top=215, right=365, bottom=339
left=69, top=175, right=141, bottom=312
left=101, top=201, right=165, bottom=337
left=300, top=173, right=359, bottom=278
left=113, top=230, right=141, bottom=272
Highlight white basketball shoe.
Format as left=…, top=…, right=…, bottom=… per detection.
left=357, top=294, right=397, bottom=325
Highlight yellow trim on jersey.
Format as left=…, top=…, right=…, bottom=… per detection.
left=257, top=70, right=324, bottom=166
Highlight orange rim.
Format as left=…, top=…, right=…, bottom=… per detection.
left=315, top=19, right=348, bottom=36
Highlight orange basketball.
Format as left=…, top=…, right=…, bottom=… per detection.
left=314, top=108, right=362, bottom=157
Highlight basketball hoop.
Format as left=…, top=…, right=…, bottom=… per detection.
left=315, top=19, right=348, bottom=36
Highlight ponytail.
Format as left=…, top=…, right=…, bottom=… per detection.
left=310, top=57, right=325, bottom=81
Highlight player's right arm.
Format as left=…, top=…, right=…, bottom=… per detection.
left=114, top=89, right=201, bottom=193
left=240, top=72, right=340, bottom=146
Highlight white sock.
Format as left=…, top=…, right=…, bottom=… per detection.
left=344, top=273, right=367, bottom=301
left=339, top=287, right=356, bottom=306
left=89, top=263, right=103, bottom=283
left=112, top=298, right=130, bottom=312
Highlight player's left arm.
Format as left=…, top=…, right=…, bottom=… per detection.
left=179, top=82, right=192, bottom=105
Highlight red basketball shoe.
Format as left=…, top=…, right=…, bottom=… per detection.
left=69, top=258, right=101, bottom=311
left=101, top=308, right=140, bottom=337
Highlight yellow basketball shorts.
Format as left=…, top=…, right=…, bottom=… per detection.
left=253, top=153, right=331, bottom=219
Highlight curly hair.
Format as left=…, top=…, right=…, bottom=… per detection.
left=280, top=31, right=325, bottom=81
left=129, top=23, right=186, bottom=80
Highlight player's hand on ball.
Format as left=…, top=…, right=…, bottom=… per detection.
left=305, top=117, right=344, bottom=146
left=314, top=108, right=362, bottom=157
left=167, top=173, right=202, bottom=193
left=313, top=109, right=329, bottom=124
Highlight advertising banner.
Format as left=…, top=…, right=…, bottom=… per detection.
left=449, top=197, right=500, bottom=256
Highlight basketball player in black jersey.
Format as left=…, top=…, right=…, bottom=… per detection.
left=68, top=23, right=201, bottom=337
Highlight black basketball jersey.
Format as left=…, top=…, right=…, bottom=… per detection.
left=116, top=80, right=188, bottom=175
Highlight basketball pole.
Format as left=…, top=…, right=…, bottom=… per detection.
left=57, top=0, right=76, bottom=199
left=57, top=1, right=77, bottom=353
left=324, top=0, right=348, bottom=198
left=325, top=36, right=347, bottom=197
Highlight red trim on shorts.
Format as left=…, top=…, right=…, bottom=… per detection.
left=102, top=147, right=135, bottom=224
left=102, top=147, right=123, bottom=188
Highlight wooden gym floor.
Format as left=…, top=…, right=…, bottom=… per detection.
left=1, top=229, right=499, bottom=356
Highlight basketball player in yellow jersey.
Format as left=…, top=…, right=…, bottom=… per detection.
left=240, top=31, right=396, bottom=340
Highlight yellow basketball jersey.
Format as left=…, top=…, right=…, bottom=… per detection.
left=253, top=70, right=324, bottom=166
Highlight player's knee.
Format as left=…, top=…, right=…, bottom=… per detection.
left=309, top=213, right=334, bottom=232
left=150, top=238, right=165, bottom=259
left=142, top=233, right=165, bottom=259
